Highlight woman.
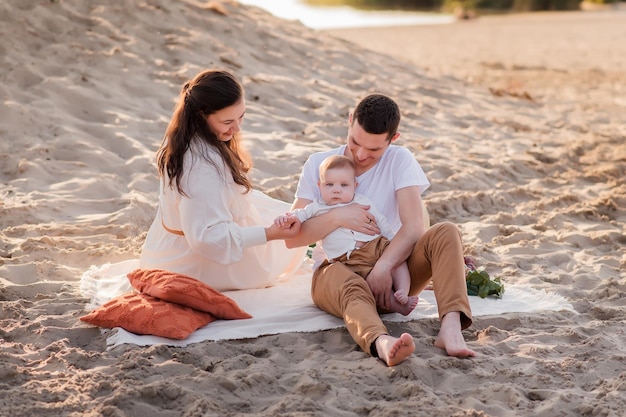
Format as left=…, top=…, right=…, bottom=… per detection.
left=138, top=69, right=305, bottom=291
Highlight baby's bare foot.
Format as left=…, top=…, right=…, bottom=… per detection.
left=385, top=294, right=419, bottom=316
left=394, top=290, right=408, bottom=305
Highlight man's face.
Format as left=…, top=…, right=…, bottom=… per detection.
left=345, top=119, right=396, bottom=174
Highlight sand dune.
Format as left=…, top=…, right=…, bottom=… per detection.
left=0, top=1, right=624, bottom=416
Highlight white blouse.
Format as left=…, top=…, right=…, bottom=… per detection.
left=139, top=142, right=305, bottom=291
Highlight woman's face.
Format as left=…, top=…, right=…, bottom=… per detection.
left=206, top=99, right=246, bottom=142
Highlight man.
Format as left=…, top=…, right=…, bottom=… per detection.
left=286, top=94, right=475, bottom=366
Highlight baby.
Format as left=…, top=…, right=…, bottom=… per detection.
left=276, top=155, right=418, bottom=315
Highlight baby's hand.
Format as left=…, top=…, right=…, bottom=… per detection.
left=273, top=214, right=287, bottom=227
left=274, top=212, right=298, bottom=228
left=266, top=217, right=301, bottom=240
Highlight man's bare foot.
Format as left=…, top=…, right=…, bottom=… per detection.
left=394, top=290, right=408, bottom=305
left=375, top=333, right=415, bottom=366
left=434, top=312, right=476, bottom=358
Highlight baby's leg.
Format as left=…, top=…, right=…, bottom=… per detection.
left=373, top=263, right=416, bottom=316
left=385, top=291, right=419, bottom=316
left=391, top=262, right=411, bottom=305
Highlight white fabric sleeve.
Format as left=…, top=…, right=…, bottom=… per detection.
left=392, top=147, right=430, bottom=194
left=178, top=157, right=266, bottom=264
left=239, top=226, right=268, bottom=248
left=292, top=201, right=321, bottom=223
left=294, top=154, right=321, bottom=202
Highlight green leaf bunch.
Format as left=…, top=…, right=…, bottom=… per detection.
left=466, top=268, right=505, bottom=298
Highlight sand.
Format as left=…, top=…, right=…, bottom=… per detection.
left=0, top=1, right=624, bottom=416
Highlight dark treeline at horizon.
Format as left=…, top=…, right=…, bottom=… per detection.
left=306, top=0, right=621, bottom=12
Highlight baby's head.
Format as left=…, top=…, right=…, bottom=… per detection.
left=318, top=155, right=357, bottom=206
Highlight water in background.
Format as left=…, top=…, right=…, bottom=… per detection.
left=238, top=0, right=455, bottom=29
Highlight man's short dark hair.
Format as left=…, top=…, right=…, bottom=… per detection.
left=352, top=94, right=400, bottom=141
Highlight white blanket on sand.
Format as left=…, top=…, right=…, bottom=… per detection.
left=81, top=259, right=575, bottom=350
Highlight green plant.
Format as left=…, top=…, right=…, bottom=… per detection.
left=466, top=269, right=505, bottom=298
left=464, top=256, right=504, bottom=298
left=306, top=243, right=316, bottom=259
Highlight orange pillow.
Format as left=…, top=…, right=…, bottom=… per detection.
left=80, top=292, right=215, bottom=340
left=126, top=269, right=251, bottom=320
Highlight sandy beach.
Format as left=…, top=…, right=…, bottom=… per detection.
left=1, top=1, right=624, bottom=416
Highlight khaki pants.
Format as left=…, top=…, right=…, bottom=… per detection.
left=311, top=221, right=472, bottom=356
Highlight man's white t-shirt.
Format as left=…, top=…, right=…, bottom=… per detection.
left=295, top=144, right=430, bottom=267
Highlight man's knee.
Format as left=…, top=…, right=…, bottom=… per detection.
left=428, top=221, right=462, bottom=242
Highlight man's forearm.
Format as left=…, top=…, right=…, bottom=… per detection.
left=285, top=211, right=338, bottom=249
left=376, top=185, right=426, bottom=268
left=375, top=226, right=420, bottom=270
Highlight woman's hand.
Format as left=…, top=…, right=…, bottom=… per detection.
left=274, top=212, right=298, bottom=228
left=333, top=203, right=380, bottom=235
left=265, top=217, right=302, bottom=241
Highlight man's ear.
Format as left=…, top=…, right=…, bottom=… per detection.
left=348, top=112, right=353, bottom=125
left=389, top=132, right=400, bottom=143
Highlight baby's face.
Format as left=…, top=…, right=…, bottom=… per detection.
left=318, top=166, right=356, bottom=205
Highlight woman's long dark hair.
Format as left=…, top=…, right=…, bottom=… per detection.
left=156, top=69, right=252, bottom=195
